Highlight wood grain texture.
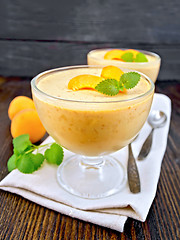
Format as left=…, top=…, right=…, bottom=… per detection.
left=0, top=40, right=179, bottom=80
left=0, top=0, right=180, bottom=43
left=0, top=0, right=180, bottom=78
left=0, top=78, right=179, bottom=239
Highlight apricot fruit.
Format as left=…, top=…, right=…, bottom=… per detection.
left=68, top=74, right=103, bottom=90
left=8, top=96, right=36, bottom=120
left=101, top=66, right=124, bottom=80
left=104, top=49, right=124, bottom=60
left=11, top=109, right=46, bottom=143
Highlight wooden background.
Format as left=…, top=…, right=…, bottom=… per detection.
left=0, top=0, right=180, bottom=80
left=0, top=1, right=180, bottom=239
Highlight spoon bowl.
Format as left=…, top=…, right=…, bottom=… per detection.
left=148, top=110, right=167, bottom=128
left=137, top=110, right=167, bottom=160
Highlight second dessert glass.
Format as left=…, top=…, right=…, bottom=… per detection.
left=31, top=65, right=154, bottom=199
left=87, top=48, right=161, bottom=83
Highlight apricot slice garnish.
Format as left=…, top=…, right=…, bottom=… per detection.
left=101, top=66, right=124, bottom=80
left=104, top=49, right=124, bottom=60
left=101, top=66, right=127, bottom=93
left=68, top=75, right=103, bottom=90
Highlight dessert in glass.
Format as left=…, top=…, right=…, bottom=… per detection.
left=31, top=65, right=154, bottom=199
left=87, top=48, right=161, bottom=83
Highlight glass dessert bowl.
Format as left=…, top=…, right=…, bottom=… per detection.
left=87, top=48, right=161, bottom=83
left=31, top=65, right=154, bottom=199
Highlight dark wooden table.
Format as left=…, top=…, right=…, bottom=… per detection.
left=0, top=77, right=179, bottom=240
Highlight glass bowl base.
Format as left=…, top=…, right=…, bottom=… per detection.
left=57, top=154, right=127, bottom=199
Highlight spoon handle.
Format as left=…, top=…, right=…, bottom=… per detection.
left=138, top=128, right=154, bottom=160
left=127, top=144, right=141, bottom=193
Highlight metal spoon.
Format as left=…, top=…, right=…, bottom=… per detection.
left=138, top=110, right=167, bottom=160
left=128, top=144, right=141, bottom=193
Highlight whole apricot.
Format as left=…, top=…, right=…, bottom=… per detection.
left=11, top=109, right=46, bottom=143
left=8, top=96, right=36, bottom=120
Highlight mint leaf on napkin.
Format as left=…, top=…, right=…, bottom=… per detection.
left=45, top=143, right=64, bottom=165
left=7, top=134, right=64, bottom=174
left=13, top=134, right=32, bottom=154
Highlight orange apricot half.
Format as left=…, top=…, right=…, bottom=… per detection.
left=8, top=96, right=36, bottom=120
left=68, top=74, right=103, bottom=90
left=101, top=66, right=124, bottom=80
left=11, top=109, right=46, bottom=143
left=104, top=49, right=124, bottom=60
left=101, top=66, right=126, bottom=93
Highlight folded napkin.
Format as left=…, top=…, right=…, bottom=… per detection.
left=0, top=93, right=171, bottom=232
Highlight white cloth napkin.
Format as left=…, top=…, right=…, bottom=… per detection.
left=0, top=93, right=171, bottom=232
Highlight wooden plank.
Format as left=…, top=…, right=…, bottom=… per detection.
left=0, top=40, right=180, bottom=80
left=0, top=0, right=180, bottom=43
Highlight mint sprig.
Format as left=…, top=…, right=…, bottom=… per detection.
left=121, top=51, right=148, bottom=63
left=95, top=72, right=140, bottom=96
left=7, top=134, right=64, bottom=174
left=13, top=134, right=31, bottom=154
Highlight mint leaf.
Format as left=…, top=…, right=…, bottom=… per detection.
left=118, top=82, right=125, bottom=92
left=7, top=154, right=17, bottom=172
left=121, top=52, right=134, bottom=62
left=95, top=72, right=141, bottom=95
left=95, top=79, right=120, bottom=96
left=16, top=153, right=35, bottom=173
left=14, top=145, right=32, bottom=156
left=13, top=134, right=32, bottom=154
left=134, top=52, right=148, bottom=62
left=120, top=72, right=140, bottom=89
left=8, top=135, right=64, bottom=174
left=45, top=143, right=64, bottom=165
left=31, top=153, right=45, bottom=170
